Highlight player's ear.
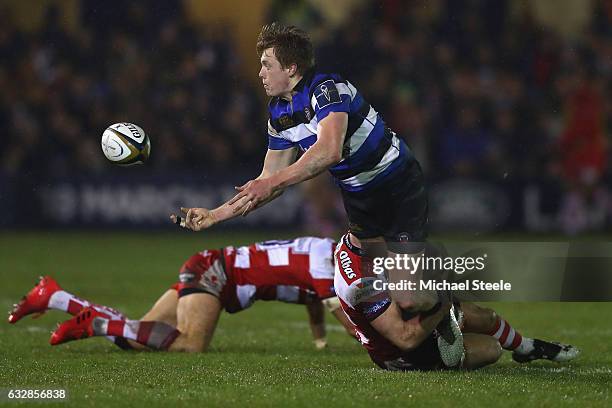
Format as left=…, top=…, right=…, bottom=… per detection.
left=288, top=63, right=298, bottom=77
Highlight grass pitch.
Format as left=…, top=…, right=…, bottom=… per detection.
left=1, top=231, right=611, bottom=407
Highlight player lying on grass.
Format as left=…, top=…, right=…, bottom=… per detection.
left=8, top=237, right=355, bottom=351
left=334, top=234, right=580, bottom=371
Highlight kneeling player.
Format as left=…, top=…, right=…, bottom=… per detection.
left=334, top=234, right=580, bottom=371
left=9, top=237, right=355, bottom=352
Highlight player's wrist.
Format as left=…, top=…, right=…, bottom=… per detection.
left=267, top=173, right=284, bottom=191
left=209, top=208, right=220, bottom=225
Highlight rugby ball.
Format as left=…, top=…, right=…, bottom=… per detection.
left=101, top=122, right=150, bottom=166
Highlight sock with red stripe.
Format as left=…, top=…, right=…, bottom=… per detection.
left=48, top=290, right=131, bottom=349
left=91, top=318, right=180, bottom=351
left=488, top=317, right=534, bottom=354
left=48, top=290, right=125, bottom=319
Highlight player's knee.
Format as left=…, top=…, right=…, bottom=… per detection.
left=182, top=342, right=207, bottom=353
left=463, top=335, right=502, bottom=369
left=175, top=343, right=206, bottom=353
left=171, top=335, right=207, bottom=353
left=487, top=337, right=503, bottom=363
left=466, top=304, right=498, bottom=331
left=479, top=307, right=498, bottom=331
left=474, top=336, right=502, bottom=366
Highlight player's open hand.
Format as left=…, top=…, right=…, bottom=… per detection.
left=229, top=178, right=275, bottom=216
left=170, top=207, right=216, bottom=231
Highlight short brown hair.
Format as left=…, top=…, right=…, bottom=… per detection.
left=256, top=22, right=314, bottom=75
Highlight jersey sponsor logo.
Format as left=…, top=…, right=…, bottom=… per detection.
left=352, top=277, right=381, bottom=303
left=304, top=106, right=313, bottom=121
left=338, top=250, right=357, bottom=280
left=314, top=79, right=341, bottom=109
left=279, top=115, right=293, bottom=128
left=362, top=298, right=391, bottom=320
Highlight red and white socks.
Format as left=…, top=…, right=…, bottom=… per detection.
left=91, top=318, right=180, bottom=350
left=488, top=317, right=534, bottom=355
left=48, top=290, right=125, bottom=320
left=48, top=290, right=131, bottom=348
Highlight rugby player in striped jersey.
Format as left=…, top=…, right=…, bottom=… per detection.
left=178, top=22, right=439, bottom=342
left=8, top=237, right=355, bottom=351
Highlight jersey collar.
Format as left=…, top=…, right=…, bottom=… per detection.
left=291, top=66, right=316, bottom=94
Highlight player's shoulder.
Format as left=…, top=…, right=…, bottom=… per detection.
left=303, top=69, right=355, bottom=112
left=307, top=71, right=348, bottom=96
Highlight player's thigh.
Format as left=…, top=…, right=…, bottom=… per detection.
left=463, top=333, right=502, bottom=370
left=140, top=289, right=178, bottom=326
left=460, top=302, right=497, bottom=334
left=176, top=292, right=222, bottom=350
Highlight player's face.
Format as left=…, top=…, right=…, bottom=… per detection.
left=259, top=48, right=293, bottom=98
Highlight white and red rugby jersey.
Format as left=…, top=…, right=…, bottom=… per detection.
left=220, top=237, right=336, bottom=313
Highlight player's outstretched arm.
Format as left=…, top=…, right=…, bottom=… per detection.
left=230, top=112, right=347, bottom=216
left=233, top=146, right=299, bottom=215
left=171, top=147, right=297, bottom=231
left=371, top=301, right=451, bottom=352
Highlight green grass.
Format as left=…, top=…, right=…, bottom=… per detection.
left=0, top=232, right=611, bottom=407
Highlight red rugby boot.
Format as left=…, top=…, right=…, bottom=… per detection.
left=8, top=276, right=62, bottom=324
left=50, top=307, right=105, bottom=345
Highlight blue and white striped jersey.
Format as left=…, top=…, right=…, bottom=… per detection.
left=267, top=69, right=415, bottom=193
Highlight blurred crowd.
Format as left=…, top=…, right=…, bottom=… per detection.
left=300, top=0, right=612, bottom=191
left=2, top=0, right=611, bottom=185
left=270, top=0, right=612, bottom=234
left=0, top=1, right=265, bottom=178
left=1, top=0, right=611, bottom=233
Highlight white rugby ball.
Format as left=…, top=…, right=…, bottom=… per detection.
left=101, top=122, right=150, bottom=166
